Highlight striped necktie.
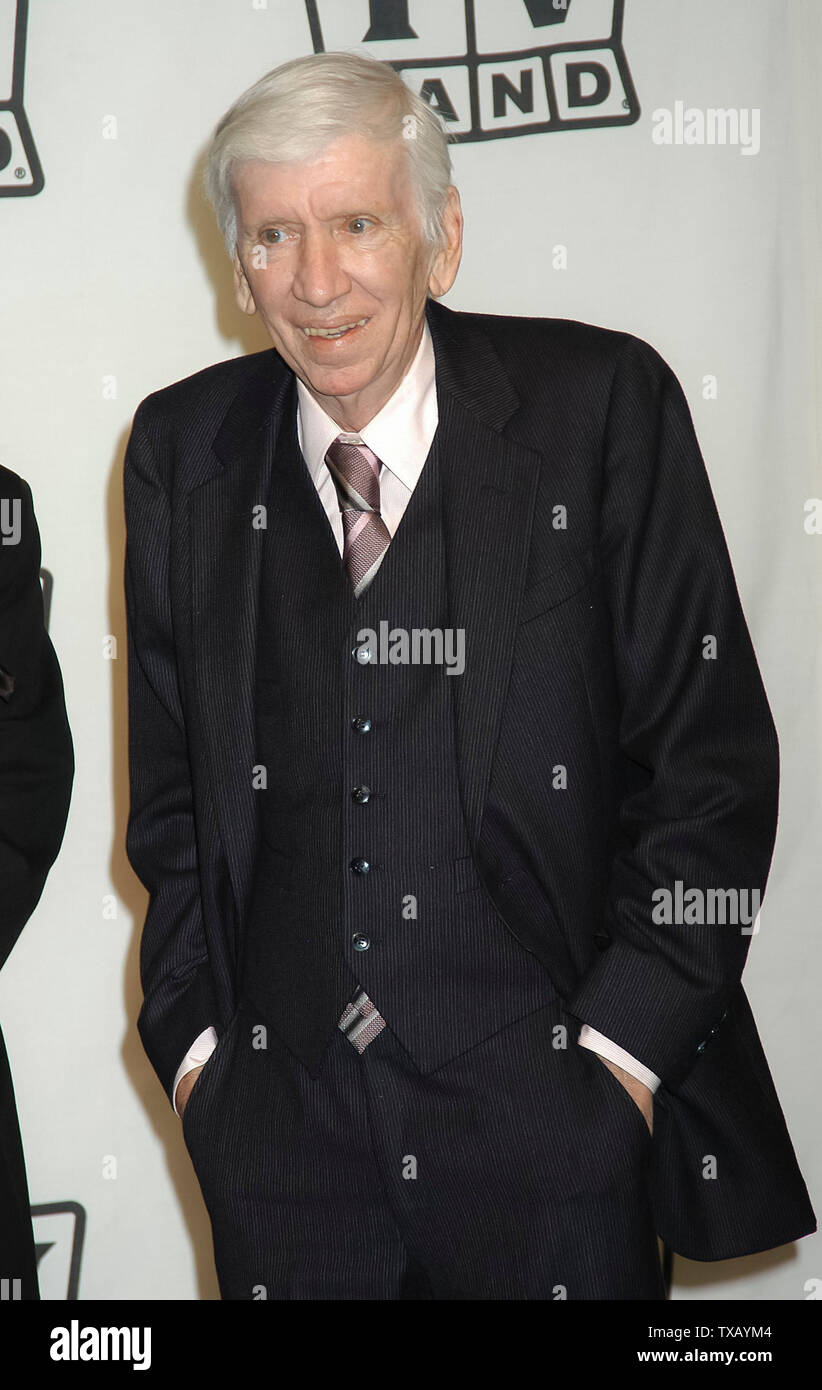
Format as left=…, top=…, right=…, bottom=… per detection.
left=325, top=435, right=392, bottom=597
left=325, top=434, right=391, bottom=1049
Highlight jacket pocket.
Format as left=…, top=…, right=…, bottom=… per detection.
left=581, top=1042, right=653, bottom=1148
left=181, top=1010, right=239, bottom=1140
left=518, top=548, right=595, bottom=625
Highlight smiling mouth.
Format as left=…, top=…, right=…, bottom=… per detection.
left=302, top=318, right=369, bottom=339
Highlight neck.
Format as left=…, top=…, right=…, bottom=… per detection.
left=308, top=319, right=426, bottom=433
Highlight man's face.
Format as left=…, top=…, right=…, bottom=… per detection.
left=231, top=132, right=462, bottom=430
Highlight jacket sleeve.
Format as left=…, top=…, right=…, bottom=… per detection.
left=566, top=336, right=779, bottom=1090
left=124, top=407, right=220, bottom=1103
left=0, top=473, right=73, bottom=969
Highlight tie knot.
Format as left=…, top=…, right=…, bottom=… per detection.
left=325, top=435, right=382, bottom=513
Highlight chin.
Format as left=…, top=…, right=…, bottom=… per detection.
left=302, top=364, right=374, bottom=398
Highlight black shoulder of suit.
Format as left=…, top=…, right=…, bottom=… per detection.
left=129, top=301, right=677, bottom=437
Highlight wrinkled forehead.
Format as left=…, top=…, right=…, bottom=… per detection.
left=231, top=135, right=420, bottom=225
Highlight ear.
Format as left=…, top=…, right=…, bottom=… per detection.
left=427, top=186, right=463, bottom=299
left=233, top=252, right=257, bottom=316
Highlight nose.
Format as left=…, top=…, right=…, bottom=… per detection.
left=291, top=228, right=351, bottom=306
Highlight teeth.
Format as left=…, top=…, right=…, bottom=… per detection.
left=303, top=319, right=367, bottom=338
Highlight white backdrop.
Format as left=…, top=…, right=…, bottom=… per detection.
left=0, top=0, right=818, bottom=1301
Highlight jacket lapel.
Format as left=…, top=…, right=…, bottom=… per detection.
left=426, top=300, right=542, bottom=847
left=188, top=358, right=294, bottom=919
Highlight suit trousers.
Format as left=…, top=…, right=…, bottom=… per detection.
left=182, top=995, right=665, bottom=1301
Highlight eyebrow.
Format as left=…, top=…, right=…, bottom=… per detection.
left=245, top=209, right=385, bottom=233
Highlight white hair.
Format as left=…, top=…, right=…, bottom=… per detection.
left=204, top=51, right=454, bottom=257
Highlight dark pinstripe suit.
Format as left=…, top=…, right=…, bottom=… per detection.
left=0, top=471, right=73, bottom=1299
left=125, top=299, right=815, bottom=1297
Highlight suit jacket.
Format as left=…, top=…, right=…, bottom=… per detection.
left=0, top=468, right=73, bottom=1298
left=124, top=298, right=815, bottom=1260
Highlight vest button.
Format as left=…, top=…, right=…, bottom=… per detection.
left=351, top=785, right=371, bottom=804
left=350, top=857, right=370, bottom=875
left=351, top=716, right=372, bottom=734
left=352, top=933, right=370, bottom=951
left=353, top=644, right=373, bottom=664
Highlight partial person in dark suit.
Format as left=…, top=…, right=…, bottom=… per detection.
left=0, top=468, right=73, bottom=1299
left=124, top=52, right=814, bottom=1299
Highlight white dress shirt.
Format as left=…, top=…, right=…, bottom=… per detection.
left=172, top=319, right=660, bottom=1112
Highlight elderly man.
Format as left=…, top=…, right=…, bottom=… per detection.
left=124, top=51, right=814, bottom=1300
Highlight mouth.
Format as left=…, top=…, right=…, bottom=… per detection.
left=301, top=317, right=369, bottom=341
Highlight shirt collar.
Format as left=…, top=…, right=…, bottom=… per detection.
left=295, top=319, right=437, bottom=491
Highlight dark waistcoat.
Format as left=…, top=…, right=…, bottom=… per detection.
left=241, top=404, right=556, bottom=1075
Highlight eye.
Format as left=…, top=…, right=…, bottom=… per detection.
left=261, top=228, right=286, bottom=245
left=348, top=217, right=372, bottom=234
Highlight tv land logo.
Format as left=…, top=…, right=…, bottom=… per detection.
left=0, top=0, right=42, bottom=195
left=33, top=1203, right=86, bottom=1300
left=1, top=1203, right=86, bottom=1300
left=0, top=1, right=639, bottom=199
left=305, top=0, right=639, bottom=140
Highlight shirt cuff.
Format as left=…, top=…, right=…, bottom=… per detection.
left=172, top=1026, right=218, bottom=1116
left=578, top=1025, right=661, bottom=1093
